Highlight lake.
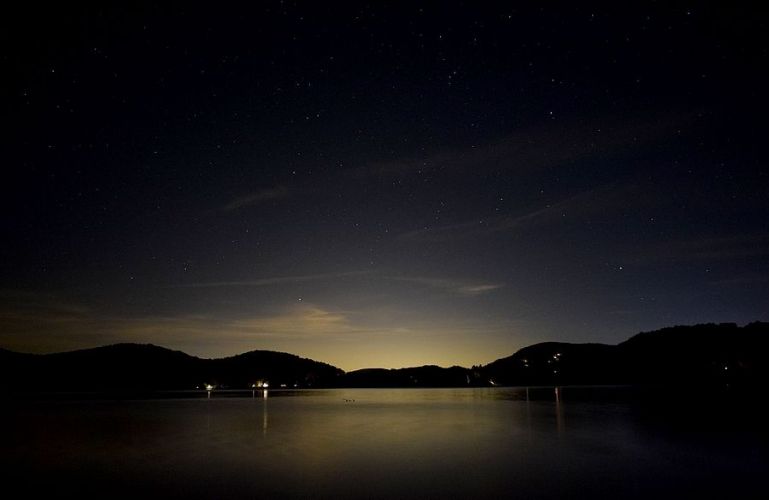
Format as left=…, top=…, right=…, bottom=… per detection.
left=2, top=387, right=766, bottom=498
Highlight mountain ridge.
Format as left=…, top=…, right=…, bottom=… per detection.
left=1, top=321, right=767, bottom=391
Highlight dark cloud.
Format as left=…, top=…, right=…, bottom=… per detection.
left=222, top=186, right=290, bottom=211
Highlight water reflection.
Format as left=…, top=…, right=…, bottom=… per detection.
left=250, top=385, right=270, bottom=399
left=262, top=398, right=268, bottom=435
left=555, top=387, right=564, bottom=435
left=525, top=387, right=532, bottom=440
left=2, top=388, right=766, bottom=499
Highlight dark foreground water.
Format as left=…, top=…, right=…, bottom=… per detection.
left=2, top=387, right=766, bottom=499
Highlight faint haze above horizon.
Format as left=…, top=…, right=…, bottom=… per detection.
left=1, top=3, right=767, bottom=370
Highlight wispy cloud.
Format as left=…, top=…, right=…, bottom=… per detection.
left=349, top=112, right=691, bottom=180
left=168, top=271, right=368, bottom=288
left=0, top=290, right=91, bottom=318
left=0, top=303, right=409, bottom=359
left=708, top=275, right=769, bottom=287
left=457, top=284, right=505, bottom=295
left=0, top=293, right=105, bottom=352
left=397, top=185, right=618, bottom=242
left=0, top=292, right=528, bottom=370
left=222, top=186, right=289, bottom=211
left=101, top=306, right=379, bottom=344
left=0, top=302, right=335, bottom=346
left=390, top=276, right=504, bottom=296
left=630, top=233, right=769, bottom=265
left=227, top=305, right=391, bottom=339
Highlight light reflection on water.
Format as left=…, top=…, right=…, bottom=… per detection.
left=2, top=387, right=766, bottom=499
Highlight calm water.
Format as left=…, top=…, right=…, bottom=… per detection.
left=2, top=387, right=766, bottom=499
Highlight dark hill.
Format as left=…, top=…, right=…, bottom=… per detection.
left=43, top=343, right=199, bottom=390
left=618, top=322, right=769, bottom=384
left=1, top=322, right=767, bottom=392
left=483, top=342, right=619, bottom=386
left=207, top=350, right=343, bottom=388
left=482, top=322, right=769, bottom=386
left=0, top=344, right=343, bottom=392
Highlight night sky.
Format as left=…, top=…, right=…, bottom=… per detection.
left=2, top=2, right=768, bottom=370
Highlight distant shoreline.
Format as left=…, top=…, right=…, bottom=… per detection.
left=2, top=322, right=767, bottom=393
